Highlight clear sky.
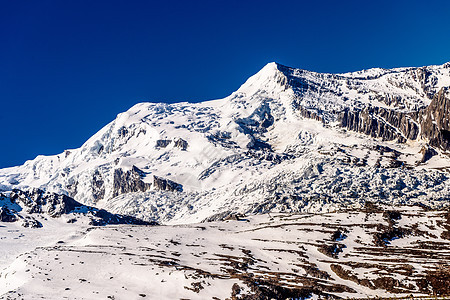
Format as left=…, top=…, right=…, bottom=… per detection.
left=1, top=0, right=449, bottom=168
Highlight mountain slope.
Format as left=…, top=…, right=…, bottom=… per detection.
left=1, top=62, right=450, bottom=224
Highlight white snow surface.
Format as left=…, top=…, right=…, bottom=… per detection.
left=1, top=206, right=449, bottom=299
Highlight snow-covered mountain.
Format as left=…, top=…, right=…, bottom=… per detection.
left=1, top=62, right=450, bottom=224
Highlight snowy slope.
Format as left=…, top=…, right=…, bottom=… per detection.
left=2, top=204, right=450, bottom=299
left=1, top=62, right=450, bottom=224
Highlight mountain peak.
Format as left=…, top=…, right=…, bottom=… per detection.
left=235, top=62, right=290, bottom=96
left=261, top=61, right=279, bottom=70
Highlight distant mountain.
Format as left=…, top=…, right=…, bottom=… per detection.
left=1, top=62, right=450, bottom=224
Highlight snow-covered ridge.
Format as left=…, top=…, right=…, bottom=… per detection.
left=1, top=61, right=450, bottom=224
left=0, top=187, right=152, bottom=228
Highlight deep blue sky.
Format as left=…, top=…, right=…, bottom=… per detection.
left=1, top=0, right=449, bottom=168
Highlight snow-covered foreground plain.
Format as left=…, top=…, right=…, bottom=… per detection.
left=0, top=217, right=91, bottom=272
left=1, top=204, right=449, bottom=299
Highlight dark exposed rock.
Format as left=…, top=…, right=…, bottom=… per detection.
left=174, top=138, right=188, bottom=150
left=231, top=283, right=241, bottom=297
left=372, top=276, right=408, bottom=294
left=0, top=206, right=17, bottom=222
left=409, top=66, right=439, bottom=99
left=20, top=216, right=42, bottom=228
left=131, top=165, right=146, bottom=177
left=10, top=188, right=83, bottom=217
left=363, top=201, right=383, bottom=213
left=372, top=144, right=402, bottom=157
left=424, top=265, right=450, bottom=296
left=92, top=170, right=105, bottom=202
left=331, top=264, right=375, bottom=290
left=331, top=229, right=348, bottom=242
left=112, top=166, right=152, bottom=197
left=317, top=243, right=345, bottom=258
left=383, top=210, right=402, bottom=222
left=339, top=107, right=418, bottom=142
left=336, top=87, right=450, bottom=152
left=88, top=209, right=155, bottom=226
left=246, top=150, right=294, bottom=164
left=66, top=179, right=78, bottom=199
left=3, top=188, right=154, bottom=227
left=155, top=139, right=172, bottom=148
left=207, top=132, right=238, bottom=148
left=153, top=176, right=182, bottom=192
left=234, top=279, right=325, bottom=300
left=247, top=138, right=272, bottom=151
left=373, top=224, right=409, bottom=247
left=97, top=145, right=104, bottom=155
left=223, top=213, right=246, bottom=221
left=296, top=105, right=326, bottom=123
left=236, top=102, right=274, bottom=136
left=419, top=88, right=450, bottom=150
left=117, top=126, right=128, bottom=138
left=440, top=211, right=450, bottom=240
left=418, top=145, right=438, bottom=164
left=303, top=265, right=331, bottom=280
left=202, top=210, right=235, bottom=222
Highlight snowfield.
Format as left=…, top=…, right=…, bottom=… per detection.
left=1, top=205, right=450, bottom=299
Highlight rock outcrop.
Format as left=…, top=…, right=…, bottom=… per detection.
left=1, top=188, right=154, bottom=227
left=0, top=206, right=17, bottom=222
left=88, top=209, right=155, bottom=226
left=173, top=138, right=188, bottom=150
left=338, top=88, right=450, bottom=152
left=419, top=88, right=450, bottom=150
left=113, top=166, right=152, bottom=197
left=10, top=188, right=83, bottom=217
left=153, top=176, right=183, bottom=192
left=91, top=170, right=105, bottom=201
left=156, top=139, right=172, bottom=148
left=339, top=107, right=419, bottom=142
left=418, top=145, right=438, bottom=164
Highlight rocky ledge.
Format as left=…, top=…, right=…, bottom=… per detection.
left=0, top=188, right=155, bottom=228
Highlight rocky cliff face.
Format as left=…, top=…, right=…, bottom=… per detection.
left=91, top=170, right=105, bottom=201
left=419, top=88, right=450, bottom=150
left=339, top=107, right=417, bottom=143
left=339, top=87, right=450, bottom=151
left=153, top=176, right=183, bottom=192
left=112, top=166, right=152, bottom=197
